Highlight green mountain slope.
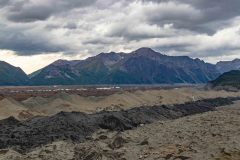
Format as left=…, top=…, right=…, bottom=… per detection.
left=210, top=70, right=240, bottom=89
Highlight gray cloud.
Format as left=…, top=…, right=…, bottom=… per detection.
left=0, top=0, right=10, bottom=7
left=8, top=6, right=53, bottom=22
left=0, top=0, right=239, bottom=61
left=5, top=0, right=97, bottom=22
left=143, top=0, right=240, bottom=34
left=64, top=22, right=78, bottom=30
left=0, top=25, right=68, bottom=55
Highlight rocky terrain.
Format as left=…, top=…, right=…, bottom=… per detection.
left=0, top=98, right=240, bottom=160
left=0, top=86, right=239, bottom=160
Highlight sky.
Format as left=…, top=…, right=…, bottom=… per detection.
left=0, top=0, right=240, bottom=74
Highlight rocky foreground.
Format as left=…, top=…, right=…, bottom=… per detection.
left=0, top=97, right=240, bottom=160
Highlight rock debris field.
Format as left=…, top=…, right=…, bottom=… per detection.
left=0, top=97, right=239, bottom=156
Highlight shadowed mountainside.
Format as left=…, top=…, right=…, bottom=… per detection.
left=210, top=70, right=240, bottom=89
left=0, top=61, right=29, bottom=86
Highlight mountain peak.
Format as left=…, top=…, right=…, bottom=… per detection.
left=52, top=59, right=69, bottom=65
left=96, top=52, right=121, bottom=59
left=233, top=58, right=240, bottom=62
left=132, top=47, right=163, bottom=57
left=87, top=51, right=126, bottom=67
left=134, top=47, right=155, bottom=53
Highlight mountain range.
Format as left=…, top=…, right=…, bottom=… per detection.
left=0, top=48, right=239, bottom=86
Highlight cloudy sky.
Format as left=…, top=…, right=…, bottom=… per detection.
left=0, top=0, right=240, bottom=73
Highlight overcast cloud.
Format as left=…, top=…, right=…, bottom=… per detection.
left=0, top=0, right=240, bottom=73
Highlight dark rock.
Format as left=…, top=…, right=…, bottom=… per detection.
left=99, top=115, right=133, bottom=131
left=74, top=144, right=102, bottom=160
left=98, top=135, right=108, bottom=140
left=165, top=154, right=173, bottom=159
left=173, top=156, right=191, bottom=160
left=139, top=138, right=149, bottom=145
left=109, top=136, right=127, bottom=149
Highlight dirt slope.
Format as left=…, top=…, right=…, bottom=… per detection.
left=0, top=98, right=40, bottom=120
left=1, top=87, right=240, bottom=120
left=22, top=88, right=240, bottom=116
